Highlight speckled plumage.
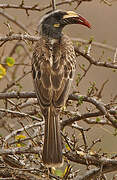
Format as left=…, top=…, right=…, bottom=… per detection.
left=32, top=35, right=76, bottom=166
left=32, top=35, right=76, bottom=107
left=31, top=9, right=90, bottom=167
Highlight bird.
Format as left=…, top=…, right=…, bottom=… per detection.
left=32, top=10, right=91, bottom=167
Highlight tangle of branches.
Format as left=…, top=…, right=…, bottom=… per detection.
left=0, top=0, right=117, bottom=180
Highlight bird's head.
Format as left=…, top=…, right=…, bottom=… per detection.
left=39, top=10, right=91, bottom=39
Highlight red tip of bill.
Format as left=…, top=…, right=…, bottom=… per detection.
left=79, top=15, right=91, bottom=29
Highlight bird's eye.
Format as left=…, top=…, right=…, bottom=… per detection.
left=53, top=23, right=60, bottom=27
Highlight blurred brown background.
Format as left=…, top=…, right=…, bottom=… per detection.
left=0, top=0, right=117, bottom=178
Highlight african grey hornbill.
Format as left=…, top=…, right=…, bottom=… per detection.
left=32, top=10, right=91, bottom=167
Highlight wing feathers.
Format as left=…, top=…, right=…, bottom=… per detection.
left=32, top=35, right=76, bottom=166
left=33, top=80, right=51, bottom=107
left=51, top=72, right=63, bottom=89
left=32, top=35, right=76, bottom=109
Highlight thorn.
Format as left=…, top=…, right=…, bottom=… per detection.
left=113, top=48, right=117, bottom=63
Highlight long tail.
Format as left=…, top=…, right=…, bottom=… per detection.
left=42, top=106, right=63, bottom=167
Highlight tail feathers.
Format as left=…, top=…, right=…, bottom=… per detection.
left=42, top=107, right=63, bottom=167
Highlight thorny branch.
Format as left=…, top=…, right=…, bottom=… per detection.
left=0, top=34, right=117, bottom=69
left=0, top=91, right=116, bottom=125
left=0, top=91, right=116, bottom=178
left=65, top=152, right=117, bottom=180
left=0, top=34, right=116, bottom=51
left=0, top=0, right=115, bottom=14
left=75, top=47, right=117, bottom=69
left=0, top=10, right=29, bottom=33
left=0, top=1, right=93, bottom=14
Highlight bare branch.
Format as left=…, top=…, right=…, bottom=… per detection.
left=0, top=34, right=117, bottom=70
left=0, top=146, right=39, bottom=155
left=0, top=34, right=39, bottom=45
left=4, top=122, right=44, bottom=142
left=0, top=10, right=29, bottom=33
left=2, top=70, right=31, bottom=93
left=0, top=91, right=116, bottom=127
left=113, top=48, right=117, bottom=63
left=0, top=108, right=41, bottom=121
left=0, top=1, right=92, bottom=13
left=0, top=91, right=36, bottom=99
left=75, top=47, right=117, bottom=69
left=64, top=151, right=117, bottom=169
left=69, top=94, right=117, bottom=128
left=72, top=38, right=116, bottom=52
left=0, top=34, right=116, bottom=51
left=51, top=0, right=56, bottom=11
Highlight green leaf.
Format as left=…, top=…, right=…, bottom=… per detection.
left=65, top=143, right=71, bottom=151
left=6, top=57, right=15, bottom=67
left=16, top=83, right=23, bottom=91
left=96, top=117, right=101, bottom=122
left=54, top=169, right=63, bottom=177
left=84, top=45, right=89, bottom=54
left=75, top=41, right=82, bottom=47
left=77, top=96, right=84, bottom=105
left=76, top=73, right=81, bottom=86
left=113, top=129, right=117, bottom=136
left=107, top=57, right=112, bottom=62
left=88, top=36, right=94, bottom=44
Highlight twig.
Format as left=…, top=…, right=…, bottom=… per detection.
left=76, top=167, right=101, bottom=180
left=9, top=134, right=39, bottom=145
left=97, top=79, right=109, bottom=99
left=0, top=108, right=41, bottom=121
left=84, top=118, right=110, bottom=126
left=75, top=47, right=117, bottom=69
left=78, top=63, right=92, bottom=84
left=87, top=138, right=101, bottom=151
left=0, top=1, right=92, bottom=13
left=51, top=0, right=56, bottom=11
left=19, top=121, right=37, bottom=146
left=9, top=41, right=32, bottom=60
left=113, top=48, right=117, bottom=63
left=0, top=34, right=117, bottom=70
left=0, top=10, right=29, bottom=33
left=69, top=94, right=117, bottom=128
left=0, top=92, right=116, bottom=126
left=72, top=123, right=89, bottom=150
left=0, top=33, right=116, bottom=53
left=64, top=151, right=117, bottom=168
left=72, top=37, right=116, bottom=52
left=0, top=91, right=36, bottom=99
left=0, top=146, right=40, bottom=155
left=101, top=0, right=112, bottom=6
left=0, top=34, right=39, bottom=43
left=62, top=132, right=74, bottom=151
left=4, top=122, right=44, bottom=142
left=2, top=70, right=31, bottom=93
